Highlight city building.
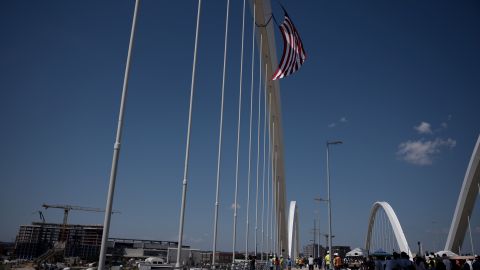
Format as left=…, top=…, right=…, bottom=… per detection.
left=303, top=243, right=326, bottom=258
left=107, top=238, right=190, bottom=264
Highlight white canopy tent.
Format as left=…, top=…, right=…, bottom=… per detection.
left=346, top=248, right=368, bottom=257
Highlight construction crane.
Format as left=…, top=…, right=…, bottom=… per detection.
left=33, top=204, right=120, bottom=264
left=31, top=210, right=46, bottom=223
left=42, top=203, right=120, bottom=225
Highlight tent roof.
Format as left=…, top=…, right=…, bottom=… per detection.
left=434, top=250, right=458, bottom=257
left=346, top=248, right=368, bottom=257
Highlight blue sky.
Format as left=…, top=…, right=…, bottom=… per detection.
left=1, top=0, right=479, bottom=255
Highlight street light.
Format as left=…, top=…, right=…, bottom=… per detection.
left=314, top=198, right=327, bottom=259
left=326, top=140, right=342, bottom=270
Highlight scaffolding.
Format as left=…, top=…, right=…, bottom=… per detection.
left=14, top=222, right=103, bottom=261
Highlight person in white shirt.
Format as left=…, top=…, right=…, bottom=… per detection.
left=308, top=255, right=315, bottom=270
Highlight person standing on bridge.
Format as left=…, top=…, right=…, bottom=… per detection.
left=325, top=251, right=331, bottom=270
left=442, top=254, right=452, bottom=270
left=472, top=256, right=480, bottom=270
left=268, top=255, right=274, bottom=270
left=385, top=252, right=400, bottom=270
left=333, top=253, right=342, bottom=270
left=250, top=256, right=256, bottom=270
left=309, top=255, right=315, bottom=270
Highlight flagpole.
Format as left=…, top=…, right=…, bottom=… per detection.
left=176, top=0, right=202, bottom=268
left=97, top=1, right=140, bottom=270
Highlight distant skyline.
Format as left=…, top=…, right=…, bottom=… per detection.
left=1, top=0, right=479, bottom=255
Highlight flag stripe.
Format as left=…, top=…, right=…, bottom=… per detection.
left=272, top=13, right=306, bottom=80
left=272, top=24, right=290, bottom=80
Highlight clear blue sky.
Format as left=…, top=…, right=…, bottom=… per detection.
left=1, top=0, right=479, bottom=255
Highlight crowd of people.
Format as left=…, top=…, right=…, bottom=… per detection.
left=250, top=252, right=480, bottom=270
left=362, top=252, right=480, bottom=270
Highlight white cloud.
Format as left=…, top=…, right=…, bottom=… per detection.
left=231, top=203, right=241, bottom=210
left=441, top=122, right=448, bottom=129
left=397, top=138, right=456, bottom=165
left=328, top=117, right=348, bottom=128
left=414, top=122, right=433, bottom=134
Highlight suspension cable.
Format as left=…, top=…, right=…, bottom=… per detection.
left=254, top=34, right=263, bottom=257
left=232, top=0, right=246, bottom=263
left=261, top=62, right=267, bottom=260
left=245, top=1, right=256, bottom=260
left=212, top=0, right=230, bottom=267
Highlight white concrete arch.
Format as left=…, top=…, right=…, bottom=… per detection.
left=288, top=201, right=299, bottom=259
left=445, top=135, right=480, bottom=253
left=365, top=202, right=412, bottom=258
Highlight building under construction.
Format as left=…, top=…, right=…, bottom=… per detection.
left=14, top=222, right=192, bottom=264
left=14, top=222, right=103, bottom=261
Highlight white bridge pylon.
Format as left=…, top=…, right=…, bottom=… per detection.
left=445, top=135, right=480, bottom=253
left=365, top=201, right=412, bottom=258
left=288, top=201, right=299, bottom=259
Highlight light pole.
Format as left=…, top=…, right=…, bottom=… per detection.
left=326, top=140, right=342, bottom=270
left=314, top=198, right=327, bottom=260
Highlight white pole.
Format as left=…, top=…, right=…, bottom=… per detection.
left=326, top=144, right=332, bottom=269
left=98, top=1, right=140, bottom=269
left=266, top=91, right=271, bottom=254
left=317, top=216, right=320, bottom=259
left=212, top=0, right=230, bottom=267
left=254, top=35, right=263, bottom=258
left=175, top=0, right=202, bottom=267
left=272, top=121, right=276, bottom=255
left=326, top=140, right=342, bottom=269
left=232, top=0, right=246, bottom=264
left=261, top=63, right=267, bottom=261
left=269, top=93, right=273, bottom=254
left=245, top=1, right=256, bottom=261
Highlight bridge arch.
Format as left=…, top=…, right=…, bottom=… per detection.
left=288, top=201, right=299, bottom=259
left=365, top=201, right=412, bottom=258
left=445, top=135, right=480, bottom=253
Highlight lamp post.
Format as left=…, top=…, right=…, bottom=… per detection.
left=326, top=140, right=342, bottom=270
left=314, top=198, right=327, bottom=260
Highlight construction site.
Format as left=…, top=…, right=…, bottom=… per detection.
left=8, top=204, right=111, bottom=268
left=3, top=204, right=197, bottom=270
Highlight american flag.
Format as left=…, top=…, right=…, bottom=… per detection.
left=272, top=12, right=306, bottom=80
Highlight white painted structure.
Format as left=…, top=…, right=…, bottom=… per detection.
left=253, top=0, right=288, bottom=257
left=288, top=201, right=300, bottom=259
left=365, top=201, right=412, bottom=258
left=445, top=135, right=480, bottom=253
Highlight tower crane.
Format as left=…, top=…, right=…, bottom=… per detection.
left=42, top=203, right=120, bottom=225
left=32, top=204, right=120, bottom=264
left=31, top=210, right=46, bottom=223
